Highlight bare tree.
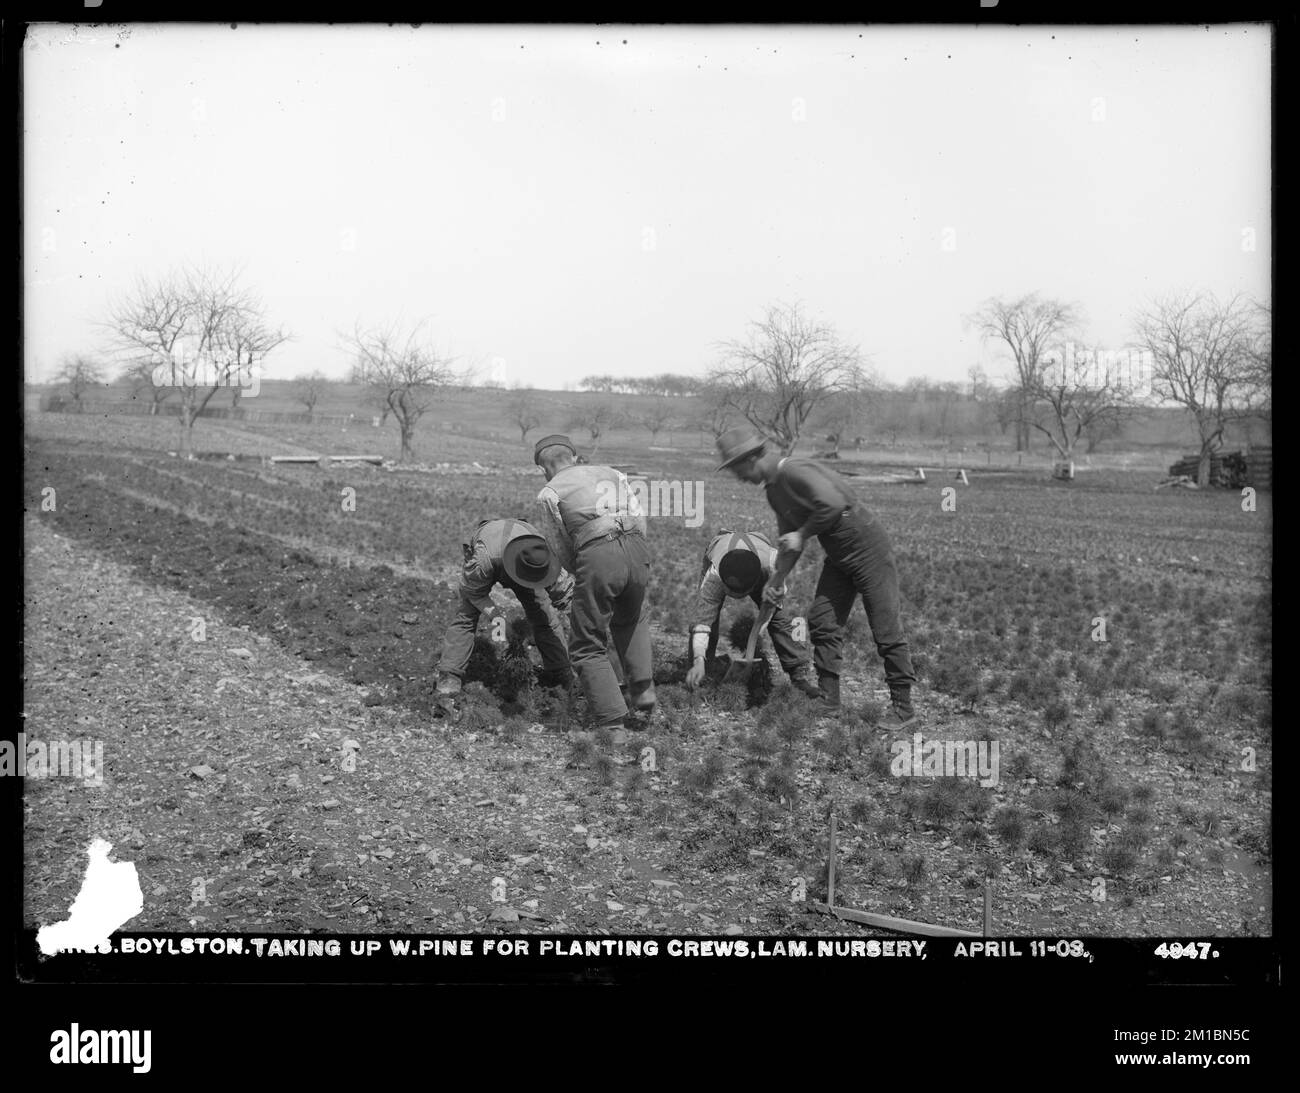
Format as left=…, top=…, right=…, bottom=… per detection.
left=1242, top=300, right=1272, bottom=427
left=991, top=385, right=1022, bottom=438
left=349, top=359, right=391, bottom=425
left=218, top=307, right=287, bottom=412
left=644, top=397, right=674, bottom=443
left=1132, top=292, right=1270, bottom=486
left=875, top=395, right=908, bottom=448
left=117, top=357, right=174, bottom=415
left=709, top=302, right=864, bottom=454
left=692, top=382, right=734, bottom=444
left=567, top=401, right=622, bottom=458
left=343, top=320, right=456, bottom=462
left=506, top=387, right=543, bottom=443
left=815, top=397, right=857, bottom=454
left=105, top=266, right=286, bottom=456
left=54, top=354, right=107, bottom=411
left=932, top=380, right=963, bottom=441
left=1082, top=412, right=1124, bottom=454
left=1025, top=344, right=1138, bottom=477
left=968, top=294, right=1083, bottom=452
left=292, top=371, right=330, bottom=420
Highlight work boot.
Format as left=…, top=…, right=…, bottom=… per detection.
left=535, top=666, right=573, bottom=689
left=787, top=666, right=822, bottom=700
left=881, top=685, right=919, bottom=730
left=814, top=674, right=841, bottom=717
left=628, top=681, right=657, bottom=715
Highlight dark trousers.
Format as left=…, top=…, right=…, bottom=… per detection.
left=437, top=577, right=570, bottom=679
left=570, top=532, right=654, bottom=724
left=807, top=505, right=916, bottom=690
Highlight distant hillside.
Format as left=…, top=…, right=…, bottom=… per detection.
left=25, top=379, right=1270, bottom=457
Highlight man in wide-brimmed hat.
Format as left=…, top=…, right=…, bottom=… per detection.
left=532, top=434, right=656, bottom=729
left=715, top=427, right=919, bottom=727
left=684, top=528, right=820, bottom=696
left=435, top=517, right=574, bottom=698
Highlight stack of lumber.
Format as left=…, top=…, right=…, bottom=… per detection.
left=1245, top=446, right=1272, bottom=490
left=1166, top=451, right=1250, bottom=488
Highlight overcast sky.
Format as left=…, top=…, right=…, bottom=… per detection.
left=24, top=23, right=1270, bottom=390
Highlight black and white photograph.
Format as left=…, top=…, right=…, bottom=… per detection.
left=17, top=18, right=1273, bottom=1020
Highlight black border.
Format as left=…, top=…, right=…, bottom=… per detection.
left=8, top=6, right=1285, bottom=1067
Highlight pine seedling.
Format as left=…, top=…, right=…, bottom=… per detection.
left=498, top=716, right=529, bottom=745
left=1101, top=845, right=1138, bottom=874
left=919, top=782, right=959, bottom=827
left=1098, top=784, right=1129, bottom=820
left=1119, top=824, right=1151, bottom=853
left=1005, top=752, right=1035, bottom=781
left=702, top=753, right=727, bottom=788
left=866, top=743, right=893, bottom=779
left=847, top=798, right=875, bottom=827
left=776, top=717, right=805, bottom=748
left=711, top=681, right=748, bottom=713
left=1058, top=819, right=1088, bottom=861
left=744, top=731, right=780, bottom=762
left=1026, top=823, right=1059, bottom=857
left=763, top=766, right=799, bottom=807
left=565, top=735, right=594, bottom=769
left=1043, top=699, right=1072, bottom=734
left=902, top=854, right=928, bottom=889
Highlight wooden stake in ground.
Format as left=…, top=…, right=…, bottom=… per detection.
left=827, top=801, right=837, bottom=909
left=983, top=883, right=992, bottom=937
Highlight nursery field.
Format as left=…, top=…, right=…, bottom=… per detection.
left=23, top=410, right=1272, bottom=938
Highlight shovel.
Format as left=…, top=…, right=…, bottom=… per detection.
left=722, top=548, right=800, bottom=685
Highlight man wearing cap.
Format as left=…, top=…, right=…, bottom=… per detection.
left=531, top=434, right=656, bottom=730
left=684, top=529, right=821, bottom=697
left=715, top=428, right=919, bottom=728
left=435, top=517, right=574, bottom=698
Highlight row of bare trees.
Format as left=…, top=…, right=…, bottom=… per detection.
left=969, top=291, right=1270, bottom=483
left=70, top=276, right=1268, bottom=479
left=578, top=373, right=704, bottom=397
left=545, top=293, right=1269, bottom=487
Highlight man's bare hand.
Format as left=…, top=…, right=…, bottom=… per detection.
left=778, top=531, right=804, bottom=554
left=686, top=660, right=707, bottom=689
